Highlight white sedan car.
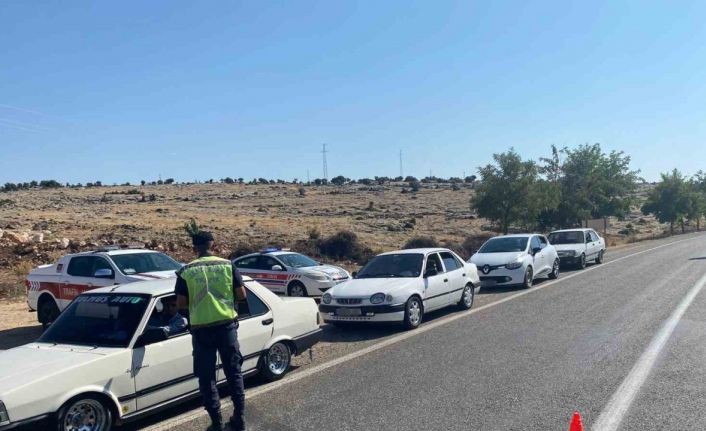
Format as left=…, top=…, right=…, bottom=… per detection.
left=233, top=249, right=350, bottom=297
left=319, top=248, right=480, bottom=330
left=469, top=234, right=560, bottom=289
left=0, top=277, right=321, bottom=431
left=548, top=228, right=606, bottom=269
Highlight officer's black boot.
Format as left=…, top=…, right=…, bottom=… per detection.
left=229, top=413, right=246, bottom=431
left=206, top=411, right=224, bottom=431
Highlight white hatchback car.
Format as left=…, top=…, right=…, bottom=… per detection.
left=548, top=228, right=606, bottom=269
left=469, top=234, right=560, bottom=289
left=319, top=248, right=480, bottom=330
left=0, top=277, right=321, bottom=431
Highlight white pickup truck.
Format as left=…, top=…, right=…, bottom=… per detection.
left=26, top=248, right=181, bottom=328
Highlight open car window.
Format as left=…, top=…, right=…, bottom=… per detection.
left=236, top=287, right=269, bottom=319
left=145, top=295, right=189, bottom=338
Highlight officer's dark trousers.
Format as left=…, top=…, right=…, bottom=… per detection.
left=192, top=321, right=245, bottom=430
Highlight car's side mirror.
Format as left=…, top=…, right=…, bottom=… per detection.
left=271, top=265, right=284, bottom=271
left=424, top=268, right=438, bottom=278
left=94, top=268, right=115, bottom=279
left=531, top=247, right=542, bottom=255
left=135, top=328, right=168, bottom=348
left=351, top=271, right=358, bottom=278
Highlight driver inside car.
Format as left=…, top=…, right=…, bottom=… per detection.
left=147, top=296, right=188, bottom=336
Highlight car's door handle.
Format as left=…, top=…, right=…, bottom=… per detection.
left=262, top=318, right=274, bottom=326
left=443, top=278, right=449, bottom=283
left=462, top=273, right=466, bottom=277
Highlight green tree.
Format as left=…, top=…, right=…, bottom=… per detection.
left=471, top=149, right=554, bottom=234
left=330, top=175, right=348, bottom=186
left=641, top=169, right=689, bottom=234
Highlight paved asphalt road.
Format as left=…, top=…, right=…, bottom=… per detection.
left=114, top=233, right=706, bottom=430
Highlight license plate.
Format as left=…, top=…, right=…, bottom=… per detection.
left=336, top=308, right=362, bottom=317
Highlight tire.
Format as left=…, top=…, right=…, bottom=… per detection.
left=522, top=266, right=534, bottom=289
left=548, top=259, right=560, bottom=279
left=577, top=253, right=587, bottom=270
left=55, top=395, right=113, bottom=431
left=595, top=250, right=604, bottom=264
left=287, top=281, right=308, bottom=297
left=458, top=284, right=474, bottom=310
left=38, top=295, right=60, bottom=330
left=260, top=341, right=292, bottom=382
left=403, top=296, right=423, bottom=330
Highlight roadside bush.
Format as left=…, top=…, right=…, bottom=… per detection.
left=319, top=230, right=373, bottom=263
left=307, top=225, right=321, bottom=240
left=402, top=236, right=438, bottom=249
left=298, top=187, right=306, bottom=197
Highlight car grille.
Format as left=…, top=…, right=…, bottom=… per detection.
left=336, top=298, right=363, bottom=305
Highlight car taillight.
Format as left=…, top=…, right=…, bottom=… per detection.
left=24, top=279, right=30, bottom=293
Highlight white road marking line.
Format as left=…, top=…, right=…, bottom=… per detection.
left=591, top=269, right=706, bottom=431
left=143, top=234, right=704, bottom=431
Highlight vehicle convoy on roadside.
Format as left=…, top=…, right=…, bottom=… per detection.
left=548, top=228, right=606, bottom=269
left=319, top=248, right=480, bottom=330
left=233, top=248, right=351, bottom=297
left=469, top=234, right=560, bottom=289
left=0, top=277, right=321, bottom=431
left=26, top=247, right=181, bottom=328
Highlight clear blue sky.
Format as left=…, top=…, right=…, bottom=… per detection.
left=2, top=0, right=706, bottom=184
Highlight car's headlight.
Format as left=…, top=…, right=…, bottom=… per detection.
left=322, top=293, right=332, bottom=304
left=370, top=293, right=386, bottom=304
left=304, top=272, right=330, bottom=282
left=505, top=261, right=523, bottom=270
left=0, top=400, right=9, bottom=426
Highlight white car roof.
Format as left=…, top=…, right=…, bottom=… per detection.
left=486, top=234, right=535, bottom=239
left=379, top=248, right=451, bottom=256
left=89, top=275, right=255, bottom=297
left=65, top=248, right=160, bottom=258
left=550, top=228, right=593, bottom=233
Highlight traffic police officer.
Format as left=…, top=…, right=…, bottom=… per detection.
left=176, top=231, right=247, bottom=431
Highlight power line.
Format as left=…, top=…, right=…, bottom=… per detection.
left=322, top=143, right=328, bottom=181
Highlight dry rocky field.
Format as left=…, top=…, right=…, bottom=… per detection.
left=0, top=182, right=672, bottom=334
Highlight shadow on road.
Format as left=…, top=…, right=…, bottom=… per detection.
left=0, top=325, right=42, bottom=350
left=689, top=256, right=706, bottom=261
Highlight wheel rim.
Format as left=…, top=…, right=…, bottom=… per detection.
left=63, top=399, right=107, bottom=431
left=267, top=343, right=290, bottom=375
left=463, top=285, right=473, bottom=307
left=581, top=255, right=586, bottom=268
left=553, top=260, right=560, bottom=277
left=526, top=269, right=533, bottom=287
left=289, top=284, right=305, bottom=297
left=408, top=299, right=421, bottom=325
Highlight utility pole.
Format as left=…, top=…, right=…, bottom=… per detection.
left=322, top=143, right=329, bottom=182
left=306, top=169, right=310, bottom=185
left=399, top=149, right=403, bottom=178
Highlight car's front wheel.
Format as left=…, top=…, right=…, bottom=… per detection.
left=578, top=253, right=587, bottom=270
left=458, top=284, right=474, bottom=310
left=522, top=266, right=534, bottom=289
left=56, top=395, right=112, bottom=431
left=403, top=296, right=423, bottom=330
left=260, top=341, right=292, bottom=382
left=548, top=259, right=560, bottom=279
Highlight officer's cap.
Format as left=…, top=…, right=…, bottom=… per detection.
left=191, top=231, right=214, bottom=245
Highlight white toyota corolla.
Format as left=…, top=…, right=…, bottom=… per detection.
left=0, top=277, right=321, bottom=431
left=319, top=248, right=480, bottom=330
left=470, top=234, right=560, bottom=289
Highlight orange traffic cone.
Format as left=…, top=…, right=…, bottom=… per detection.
left=569, top=411, right=584, bottom=431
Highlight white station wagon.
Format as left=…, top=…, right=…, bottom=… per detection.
left=319, top=248, right=480, bottom=330
left=0, top=277, right=321, bottom=431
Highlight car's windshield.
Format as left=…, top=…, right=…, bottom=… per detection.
left=548, top=231, right=584, bottom=245
left=111, top=252, right=182, bottom=274
left=39, top=294, right=150, bottom=348
left=276, top=253, right=319, bottom=268
left=356, top=254, right=423, bottom=278
left=478, top=237, right=529, bottom=253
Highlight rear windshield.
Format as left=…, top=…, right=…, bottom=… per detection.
left=39, top=294, right=150, bottom=347
left=478, top=237, right=529, bottom=253
left=111, top=252, right=182, bottom=275
left=548, top=231, right=584, bottom=244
